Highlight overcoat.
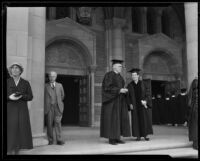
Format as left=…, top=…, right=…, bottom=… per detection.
left=100, top=71, right=131, bottom=139
left=7, top=77, right=33, bottom=152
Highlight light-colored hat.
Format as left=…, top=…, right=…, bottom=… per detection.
left=8, top=62, right=24, bottom=75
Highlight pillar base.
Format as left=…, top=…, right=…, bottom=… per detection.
left=33, top=133, right=48, bottom=147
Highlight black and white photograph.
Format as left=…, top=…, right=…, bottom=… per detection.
left=2, top=1, right=198, bottom=159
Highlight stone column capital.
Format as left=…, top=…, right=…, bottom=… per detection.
left=112, top=17, right=126, bottom=29
left=88, top=65, right=97, bottom=73
left=104, top=19, right=113, bottom=30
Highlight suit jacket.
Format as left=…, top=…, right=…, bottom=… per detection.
left=44, top=82, right=65, bottom=115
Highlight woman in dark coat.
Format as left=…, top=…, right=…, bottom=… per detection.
left=188, top=77, right=198, bottom=150
left=169, top=91, right=178, bottom=126
left=127, top=68, right=153, bottom=141
left=7, top=63, right=33, bottom=154
left=164, top=93, right=171, bottom=125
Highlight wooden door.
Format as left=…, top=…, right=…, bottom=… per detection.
left=79, top=75, right=90, bottom=126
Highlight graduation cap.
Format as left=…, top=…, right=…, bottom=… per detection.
left=181, top=88, right=187, bottom=93
left=128, top=68, right=141, bottom=74
left=111, top=59, right=124, bottom=65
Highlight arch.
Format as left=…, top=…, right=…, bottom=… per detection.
left=46, top=35, right=92, bottom=66
left=142, top=49, right=180, bottom=81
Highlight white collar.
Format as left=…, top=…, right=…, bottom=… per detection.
left=165, top=98, right=170, bottom=100
left=171, top=95, right=176, bottom=97
left=113, top=70, right=119, bottom=74
left=50, top=82, right=56, bottom=87
left=181, top=93, right=187, bottom=96
left=13, top=77, right=21, bottom=86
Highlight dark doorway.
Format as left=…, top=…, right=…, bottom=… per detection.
left=56, top=75, right=80, bottom=126
left=151, top=80, right=166, bottom=97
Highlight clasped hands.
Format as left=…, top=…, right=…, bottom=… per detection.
left=9, top=93, right=22, bottom=101
left=119, top=88, right=128, bottom=94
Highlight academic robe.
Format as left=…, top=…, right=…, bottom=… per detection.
left=152, top=98, right=159, bottom=125
left=127, top=80, right=153, bottom=137
left=188, top=79, right=198, bottom=143
left=164, top=97, right=170, bottom=124
left=169, top=96, right=179, bottom=125
left=156, top=97, right=165, bottom=124
left=7, top=77, right=33, bottom=152
left=100, top=71, right=131, bottom=139
left=177, top=94, right=188, bottom=124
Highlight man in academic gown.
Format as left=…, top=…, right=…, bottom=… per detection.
left=127, top=68, right=153, bottom=141
left=170, top=91, right=178, bottom=126
left=156, top=94, right=165, bottom=124
left=177, top=88, right=188, bottom=125
left=164, top=93, right=171, bottom=125
left=100, top=59, right=131, bottom=145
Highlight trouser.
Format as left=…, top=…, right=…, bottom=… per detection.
left=46, top=104, right=63, bottom=143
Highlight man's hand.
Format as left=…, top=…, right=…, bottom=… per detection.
left=130, top=104, right=134, bottom=110
left=141, top=100, right=148, bottom=108
left=119, top=88, right=128, bottom=93
left=9, top=93, right=22, bottom=101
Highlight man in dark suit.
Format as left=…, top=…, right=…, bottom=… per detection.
left=44, top=71, right=65, bottom=145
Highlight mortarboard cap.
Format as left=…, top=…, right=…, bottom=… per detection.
left=112, top=59, right=124, bottom=65
left=128, top=68, right=141, bottom=74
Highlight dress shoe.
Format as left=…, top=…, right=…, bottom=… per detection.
left=115, top=139, right=125, bottom=144
left=57, top=141, right=65, bottom=145
left=109, top=139, right=117, bottom=145
left=136, top=137, right=141, bottom=141
left=144, top=137, right=150, bottom=141
left=48, top=141, right=53, bottom=145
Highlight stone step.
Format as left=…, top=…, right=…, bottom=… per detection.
left=120, top=147, right=198, bottom=158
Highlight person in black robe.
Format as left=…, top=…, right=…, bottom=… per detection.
left=127, top=68, right=153, bottom=141
left=152, top=95, right=158, bottom=125
left=177, top=88, right=189, bottom=125
left=100, top=59, right=131, bottom=145
left=156, top=94, right=165, bottom=124
left=170, top=91, right=178, bottom=126
left=7, top=63, right=33, bottom=154
left=188, top=77, right=198, bottom=150
left=164, top=93, right=171, bottom=125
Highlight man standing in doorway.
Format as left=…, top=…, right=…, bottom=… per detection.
left=100, top=59, right=131, bottom=145
left=44, top=71, right=65, bottom=145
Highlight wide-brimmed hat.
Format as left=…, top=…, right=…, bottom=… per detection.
left=8, top=62, right=24, bottom=75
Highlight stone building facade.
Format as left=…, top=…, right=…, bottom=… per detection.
left=6, top=4, right=198, bottom=146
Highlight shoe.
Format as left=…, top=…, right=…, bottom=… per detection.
left=57, top=141, right=65, bottom=145
left=116, top=139, right=125, bottom=144
left=109, top=139, right=117, bottom=145
left=136, top=137, right=141, bottom=141
left=144, top=137, right=150, bottom=141
left=48, top=141, right=53, bottom=145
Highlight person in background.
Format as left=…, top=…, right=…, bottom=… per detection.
left=155, top=94, right=163, bottom=125
left=126, top=68, right=153, bottom=141
left=170, top=91, right=179, bottom=126
left=44, top=71, right=65, bottom=145
left=100, top=59, right=131, bottom=145
left=188, top=77, right=198, bottom=150
left=164, top=93, right=171, bottom=125
left=7, top=63, right=33, bottom=155
left=177, top=88, right=188, bottom=126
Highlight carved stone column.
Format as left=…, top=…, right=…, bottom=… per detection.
left=184, top=3, right=198, bottom=88
left=48, top=7, right=56, bottom=20
left=140, top=7, right=147, bottom=34
left=88, top=65, right=96, bottom=127
left=112, top=17, right=126, bottom=60
left=105, top=19, right=113, bottom=71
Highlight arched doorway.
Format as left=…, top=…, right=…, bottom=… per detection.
left=45, top=38, right=92, bottom=126
left=142, top=50, right=181, bottom=97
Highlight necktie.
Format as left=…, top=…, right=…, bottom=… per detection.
left=51, top=83, right=54, bottom=89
